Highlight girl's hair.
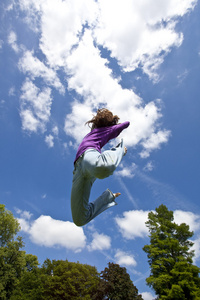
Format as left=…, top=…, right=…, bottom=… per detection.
left=86, top=108, right=120, bottom=130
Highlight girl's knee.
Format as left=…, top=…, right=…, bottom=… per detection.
left=74, top=221, right=85, bottom=227
left=73, top=217, right=86, bottom=227
left=72, top=212, right=88, bottom=226
left=94, top=165, right=116, bottom=179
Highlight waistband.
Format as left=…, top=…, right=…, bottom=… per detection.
left=74, top=153, right=84, bottom=166
left=74, top=148, right=100, bottom=166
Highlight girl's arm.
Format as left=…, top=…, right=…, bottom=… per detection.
left=110, top=121, right=130, bottom=139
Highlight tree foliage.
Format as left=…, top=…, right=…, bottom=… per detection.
left=10, top=254, right=42, bottom=300
left=41, top=259, right=100, bottom=299
left=94, top=262, right=143, bottom=300
left=143, top=204, right=200, bottom=299
left=0, top=204, right=26, bottom=299
left=1, top=204, right=142, bottom=299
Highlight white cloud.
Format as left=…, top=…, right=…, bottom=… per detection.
left=64, top=100, right=94, bottom=144
left=20, top=79, right=52, bottom=133
left=18, top=218, right=31, bottom=233
left=174, top=210, right=200, bottom=232
left=20, top=109, right=41, bottom=133
left=18, top=1, right=172, bottom=153
left=115, top=250, right=137, bottom=267
left=0, top=100, right=5, bottom=106
left=116, top=208, right=200, bottom=262
left=140, top=129, right=171, bottom=158
left=66, top=30, right=126, bottom=104
left=16, top=0, right=197, bottom=157
left=94, top=0, right=195, bottom=80
left=115, top=210, right=149, bottom=239
left=8, top=86, right=15, bottom=96
left=39, top=0, right=98, bottom=67
left=64, top=30, right=169, bottom=151
left=115, top=163, right=136, bottom=178
left=18, top=0, right=43, bottom=32
left=5, top=3, right=14, bottom=11
left=141, top=291, right=154, bottom=300
left=45, top=134, right=54, bottom=148
left=52, top=126, right=59, bottom=136
left=143, top=161, right=154, bottom=172
left=177, top=69, right=189, bottom=85
left=16, top=209, right=33, bottom=220
left=19, top=50, right=65, bottom=94
left=88, top=232, right=111, bottom=251
left=116, top=209, right=200, bottom=241
left=8, top=31, right=20, bottom=53
left=18, top=214, right=86, bottom=252
left=192, top=236, right=200, bottom=262
left=16, top=209, right=33, bottom=233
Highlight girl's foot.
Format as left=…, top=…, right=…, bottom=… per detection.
left=114, top=192, right=121, bottom=198
left=124, top=147, right=127, bottom=156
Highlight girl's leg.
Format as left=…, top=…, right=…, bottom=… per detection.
left=85, top=188, right=117, bottom=224
left=71, top=140, right=125, bottom=226
left=92, top=139, right=125, bottom=179
left=71, top=156, right=118, bottom=226
left=71, top=156, right=95, bottom=226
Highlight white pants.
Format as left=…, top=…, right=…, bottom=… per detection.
left=71, top=139, right=125, bottom=226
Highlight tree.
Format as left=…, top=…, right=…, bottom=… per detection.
left=94, top=262, right=143, bottom=300
left=0, top=204, right=26, bottom=299
left=10, top=254, right=43, bottom=300
left=41, top=259, right=100, bottom=299
left=143, top=204, right=200, bottom=299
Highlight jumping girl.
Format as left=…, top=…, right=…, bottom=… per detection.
left=71, top=108, right=130, bottom=226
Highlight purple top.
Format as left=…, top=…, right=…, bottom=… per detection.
left=74, top=121, right=130, bottom=163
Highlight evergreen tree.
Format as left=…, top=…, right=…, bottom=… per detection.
left=94, top=262, right=143, bottom=300
left=143, top=204, right=200, bottom=299
left=0, top=204, right=26, bottom=299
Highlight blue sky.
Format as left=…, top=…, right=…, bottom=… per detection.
left=1, top=0, right=200, bottom=299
